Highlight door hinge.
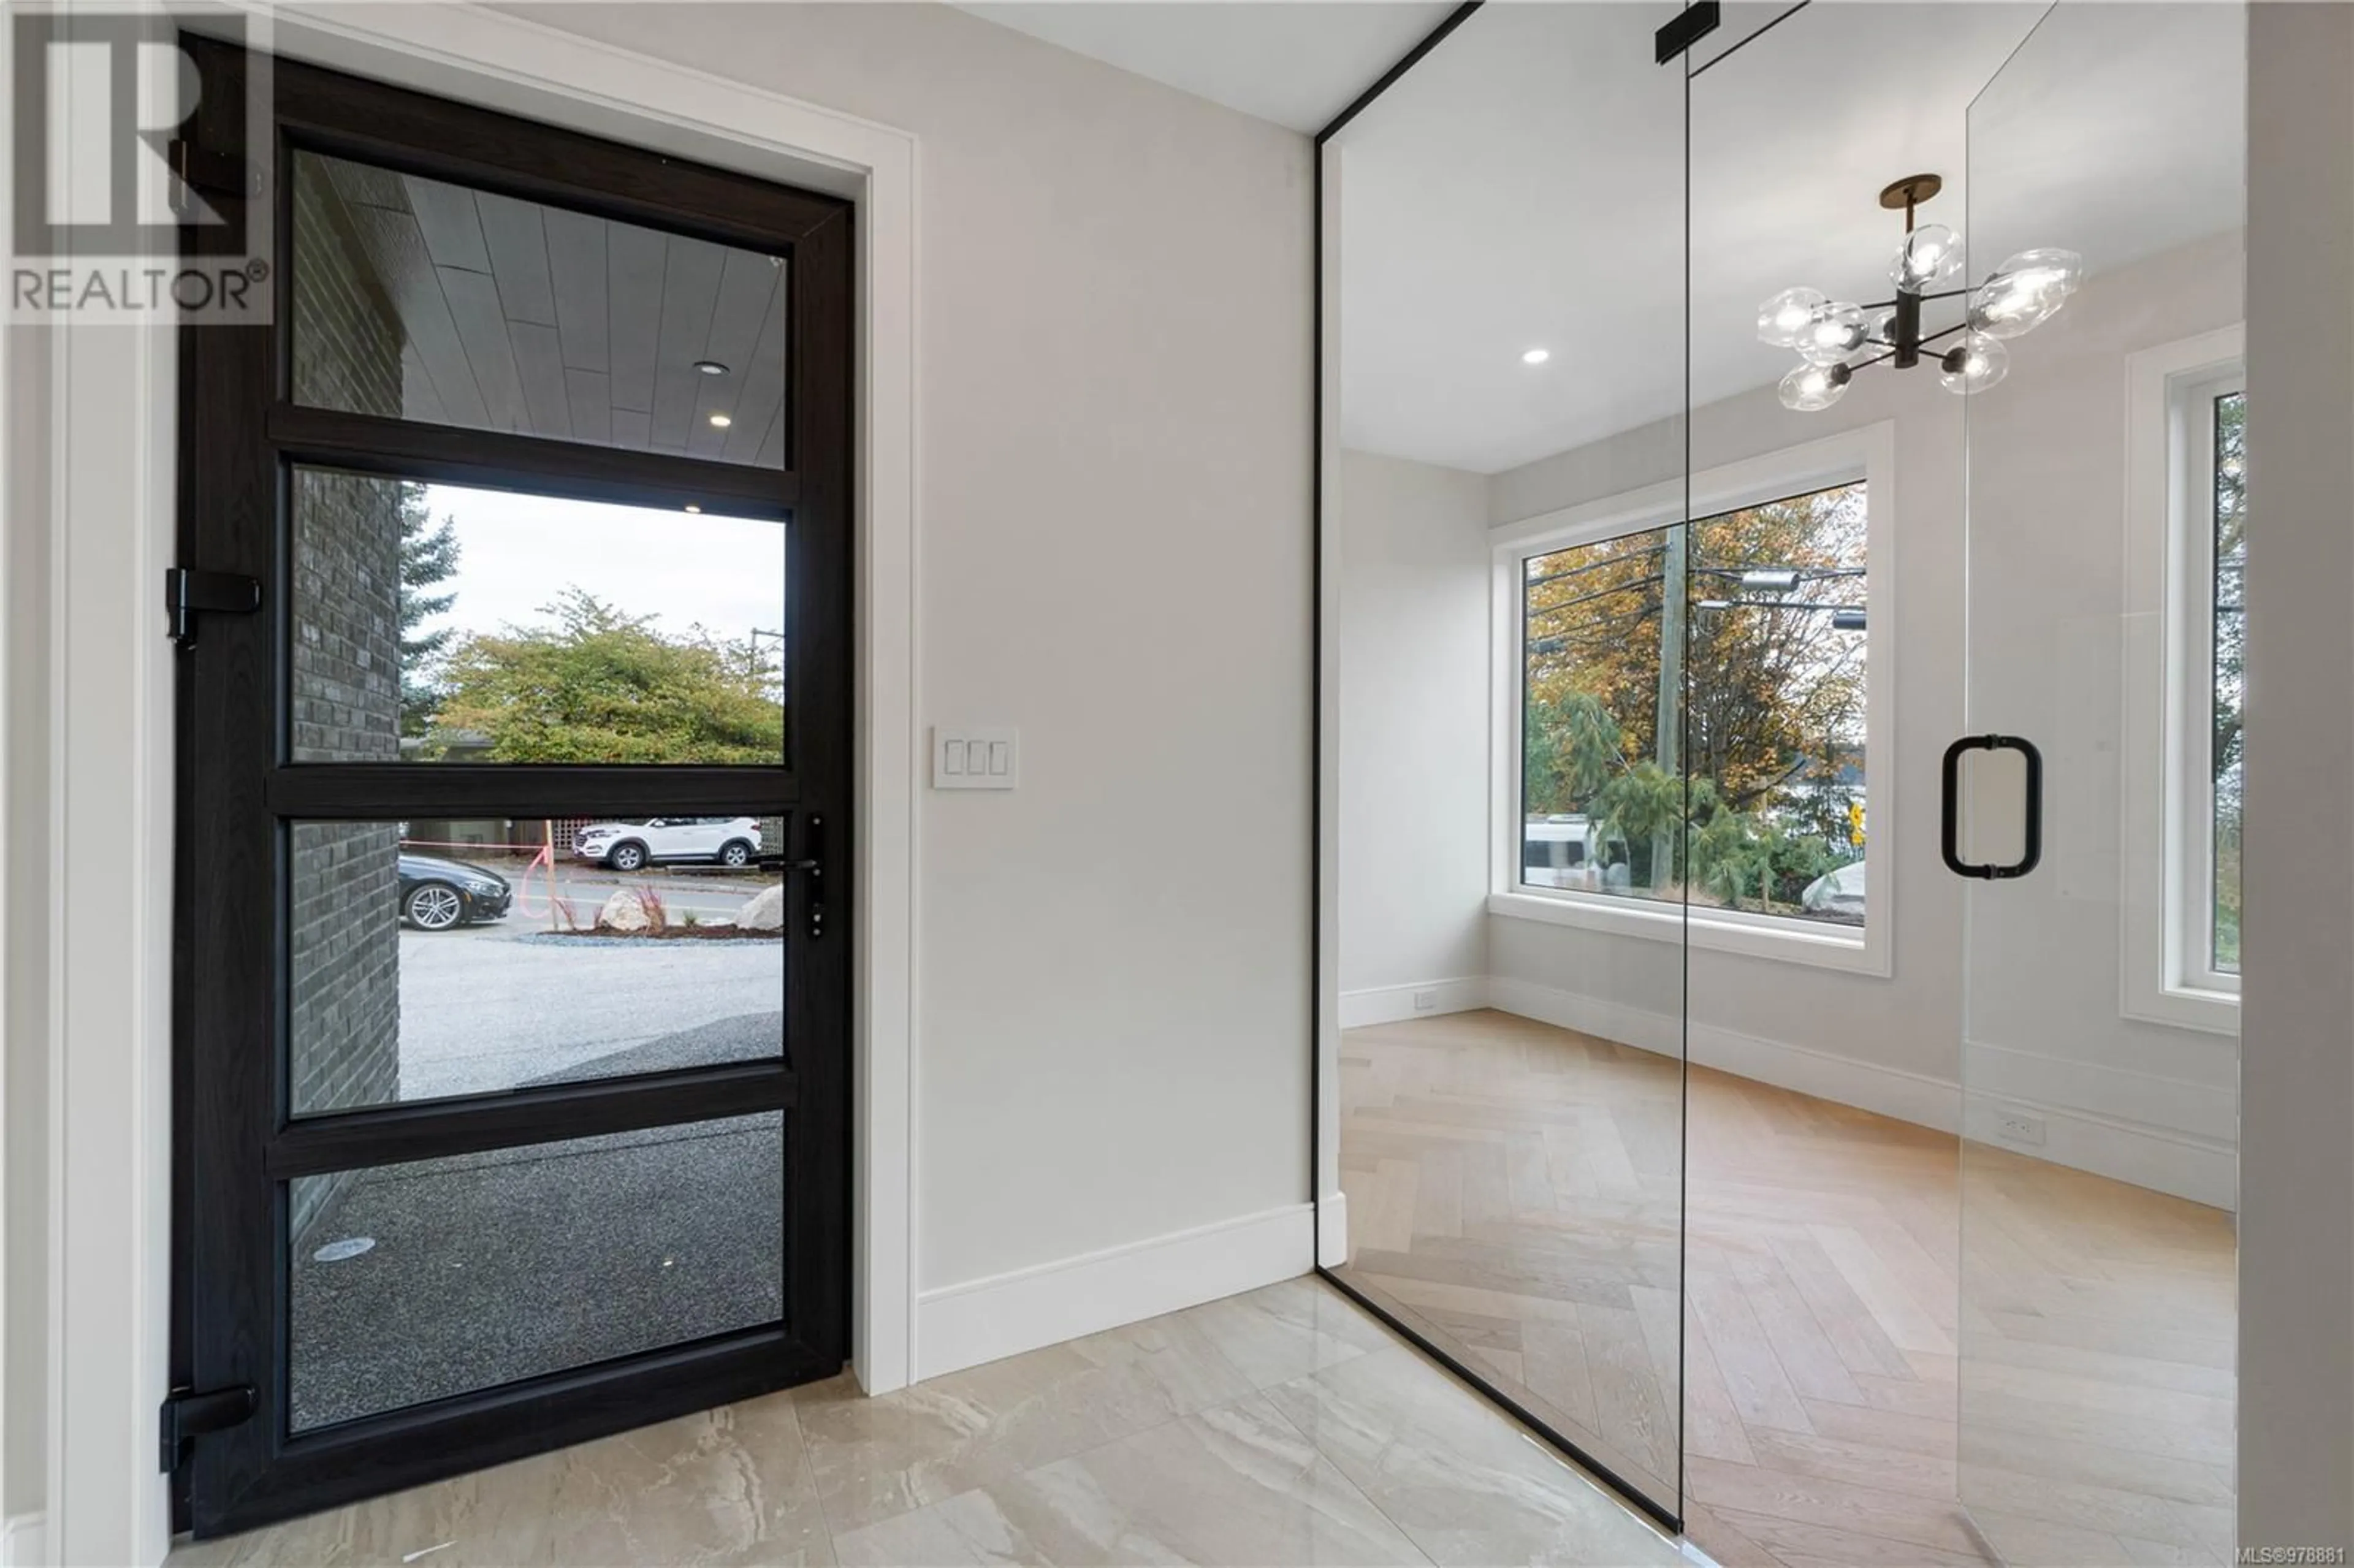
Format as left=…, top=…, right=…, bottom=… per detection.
left=159, top=1385, right=256, bottom=1474
left=167, top=139, right=263, bottom=215
left=166, top=568, right=262, bottom=649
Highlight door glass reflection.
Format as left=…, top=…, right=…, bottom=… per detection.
left=288, top=1113, right=784, bottom=1430
left=290, top=469, right=787, bottom=766
left=289, top=818, right=788, bottom=1116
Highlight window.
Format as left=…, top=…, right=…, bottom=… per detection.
left=1492, top=427, right=1892, bottom=973
left=2124, top=327, right=2244, bottom=1032
left=2201, top=386, right=2246, bottom=978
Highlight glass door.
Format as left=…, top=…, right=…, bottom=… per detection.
left=1320, top=0, right=1689, bottom=1528
left=169, top=40, right=853, bottom=1538
left=1957, top=7, right=2245, bottom=1562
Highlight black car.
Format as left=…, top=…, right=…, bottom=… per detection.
left=397, top=852, right=514, bottom=931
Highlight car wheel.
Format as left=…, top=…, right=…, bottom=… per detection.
left=719, top=840, right=752, bottom=868
left=609, top=842, right=648, bottom=872
left=404, top=882, right=466, bottom=931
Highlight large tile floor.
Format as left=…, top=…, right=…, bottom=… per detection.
left=167, top=1276, right=1692, bottom=1567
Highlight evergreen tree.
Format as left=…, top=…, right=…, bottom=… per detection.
left=398, top=484, right=461, bottom=737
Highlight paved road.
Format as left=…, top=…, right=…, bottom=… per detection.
left=394, top=859, right=785, bottom=1102
left=428, top=857, right=775, bottom=934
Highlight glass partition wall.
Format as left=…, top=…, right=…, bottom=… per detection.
left=1325, top=3, right=2244, bottom=1559
left=1959, top=8, right=2245, bottom=1564
left=1324, top=1, right=1689, bottom=1526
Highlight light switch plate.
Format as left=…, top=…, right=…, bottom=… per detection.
left=932, top=726, right=1019, bottom=790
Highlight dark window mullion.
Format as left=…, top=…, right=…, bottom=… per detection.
left=269, top=405, right=797, bottom=520
left=266, top=765, right=794, bottom=819
left=271, top=98, right=843, bottom=259
left=268, top=1060, right=796, bottom=1179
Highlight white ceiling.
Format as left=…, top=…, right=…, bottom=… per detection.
left=1335, top=1, right=2247, bottom=473
left=956, top=1, right=2246, bottom=478
left=957, top=2, right=1460, bottom=134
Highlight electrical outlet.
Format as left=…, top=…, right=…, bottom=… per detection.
left=1413, top=989, right=1437, bottom=1011
left=1995, top=1111, right=2047, bottom=1147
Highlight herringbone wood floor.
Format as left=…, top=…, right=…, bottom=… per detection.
left=1331, top=1010, right=2235, bottom=1568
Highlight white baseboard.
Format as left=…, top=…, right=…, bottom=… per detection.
left=1316, top=1190, right=1349, bottom=1268
left=1485, top=975, right=1681, bottom=1058
left=2, top=1513, right=45, bottom=1568
left=1488, top=973, right=1960, bottom=1132
left=1338, top=976, right=1488, bottom=1029
left=1694, top=1015, right=1960, bottom=1134
left=1484, top=976, right=2236, bottom=1209
left=1962, top=1042, right=2237, bottom=1209
left=913, top=1203, right=1314, bottom=1382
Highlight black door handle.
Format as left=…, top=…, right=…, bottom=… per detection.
left=1941, top=734, right=2043, bottom=880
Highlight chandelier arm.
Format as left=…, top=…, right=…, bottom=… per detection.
left=1914, top=286, right=1973, bottom=303
left=1918, top=321, right=1970, bottom=348
left=1848, top=347, right=1897, bottom=373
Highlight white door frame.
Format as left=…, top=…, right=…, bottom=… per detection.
left=40, top=6, right=919, bottom=1559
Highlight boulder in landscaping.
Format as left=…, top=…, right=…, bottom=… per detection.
left=595, top=888, right=664, bottom=933
left=736, top=883, right=787, bottom=932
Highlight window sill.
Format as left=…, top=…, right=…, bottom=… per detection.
left=1487, top=889, right=1890, bottom=976
left=2122, top=979, right=2241, bottom=1038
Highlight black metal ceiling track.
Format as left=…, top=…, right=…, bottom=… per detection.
left=1307, top=0, right=1685, bottom=1540
left=1655, top=0, right=1722, bottom=66
left=1686, top=0, right=1812, bottom=78
left=1314, top=1, right=1484, bottom=146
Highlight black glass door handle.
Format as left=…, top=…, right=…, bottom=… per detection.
left=1941, top=734, right=2043, bottom=880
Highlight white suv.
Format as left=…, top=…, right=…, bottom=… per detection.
left=572, top=816, right=763, bottom=872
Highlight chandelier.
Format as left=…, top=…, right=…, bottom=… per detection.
left=1759, top=173, right=2083, bottom=412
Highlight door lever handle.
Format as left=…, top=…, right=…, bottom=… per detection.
left=783, top=816, right=825, bottom=938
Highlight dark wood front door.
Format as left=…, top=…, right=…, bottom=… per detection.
left=169, top=37, right=853, bottom=1538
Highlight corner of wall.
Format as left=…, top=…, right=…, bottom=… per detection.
left=0, top=1513, right=45, bottom=1568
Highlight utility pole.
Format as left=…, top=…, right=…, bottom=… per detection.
left=1653, top=522, right=1686, bottom=892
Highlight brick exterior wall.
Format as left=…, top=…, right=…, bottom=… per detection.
left=286, top=154, right=406, bottom=1239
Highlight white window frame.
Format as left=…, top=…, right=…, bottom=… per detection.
left=1488, top=422, right=1894, bottom=977
left=2122, top=325, right=2244, bottom=1034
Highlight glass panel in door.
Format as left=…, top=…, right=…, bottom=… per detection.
left=286, top=470, right=790, bottom=766
left=1959, top=7, right=2244, bottom=1562
left=1682, top=12, right=1979, bottom=1564
left=291, top=148, right=791, bottom=467
left=1324, top=0, right=1686, bottom=1524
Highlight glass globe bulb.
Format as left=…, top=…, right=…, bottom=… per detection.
left=1970, top=247, right=2085, bottom=338
left=1862, top=305, right=1897, bottom=349
left=1795, top=302, right=1868, bottom=367
left=1780, top=360, right=1851, bottom=413
left=1889, top=223, right=1964, bottom=291
left=1938, top=332, right=2009, bottom=395
left=1757, top=286, right=1827, bottom=349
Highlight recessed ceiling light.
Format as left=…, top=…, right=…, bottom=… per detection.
left=1522, top=348, right=1551, bottom=365
left=707, top=413, right=733, bottom=428
left=694, top=360, right=729, bottom=377
left=684, top=504, right=703, bottom=514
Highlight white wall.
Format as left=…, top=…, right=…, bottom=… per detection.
left=1336, top=449, right=1488, bottom=1019
left=2, top=326, right=48, bottom=1538
left=2237, top=1, right=2354, bottom=1542
left=1472, top=232, right=2243, bottom=1205
left=467, top=0, right=1321, bottom=1312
